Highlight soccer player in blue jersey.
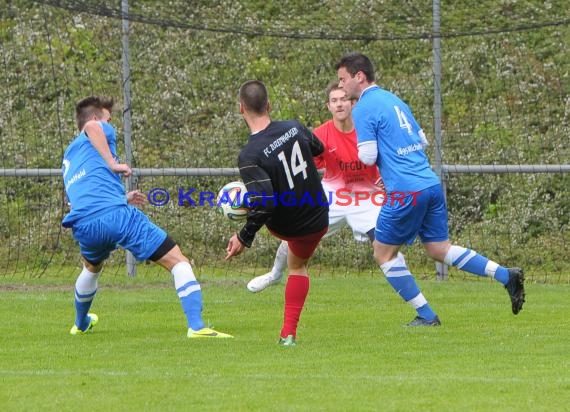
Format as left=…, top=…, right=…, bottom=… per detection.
left=336, top=53, right=525, bottom=326
left=63, top=96, right=232, bottom=338
left=246, top=82, right=383, bottom=293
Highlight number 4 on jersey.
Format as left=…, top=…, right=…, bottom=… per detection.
left=394, top=105, right=412, bottom=134
left=277, top=140, right=308, bottom=189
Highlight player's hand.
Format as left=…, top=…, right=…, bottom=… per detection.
left=375, top=177, right=386, bottom=192
left=111, top=163, right=132, bottom=177
left=225, top=234, right=245, bottom=260
left=127, top=190, right=146, bottom=206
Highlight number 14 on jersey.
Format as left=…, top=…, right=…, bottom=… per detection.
left=277, top=140, right=307, bottom=189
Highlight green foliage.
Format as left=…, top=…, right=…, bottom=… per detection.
left=0, top=1, right=569, bottom=279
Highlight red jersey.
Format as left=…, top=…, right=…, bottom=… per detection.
left=313, top=120, right=380, bottom=192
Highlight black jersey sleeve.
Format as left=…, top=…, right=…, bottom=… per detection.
left=236, top=156, right=276, bottom=248
left=300, top=124, right=324, bottom=157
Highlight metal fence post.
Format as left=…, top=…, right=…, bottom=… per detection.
left=121, top=0, right=137, bottom=277
left=433, top=0, right=448, bottom=280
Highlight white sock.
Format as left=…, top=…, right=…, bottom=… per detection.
left=75, top=266, right=101, bottom=298
left=74, top=266, right=101, bottom=329
left=484, top=261, right=499, bottom=278
left=171, top=261, right=199, bottom=290
left=271, top=241, right=288, bottom=279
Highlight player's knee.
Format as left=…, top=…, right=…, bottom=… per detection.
left=372, top=252, right=386, bottom=266
left=378, top=251, right=406, bottom=276
left=372, top=243, right=399, bottom=266
left=372, top=247, right=385, bottom=265
left=83, top=258, right=103, bottom=273
left=441, top=244, right=465, bottom=266
left=161, top=247, right=190, bottom=269
left=424, top=241, right=452, bottom=262
left=287, top=252, right=309, bottom=273
left=148, top=236, right=191, bottom=271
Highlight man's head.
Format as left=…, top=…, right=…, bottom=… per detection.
left=325, top=80, right=354, bottom=123
left=335, top=52, right=376, bottom=100
left=75, top=96, right=114, bottom=130
left=239, top=80, right=269, bottom=116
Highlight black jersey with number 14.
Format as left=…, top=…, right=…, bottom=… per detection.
left=237, top=120, right=329, bottom=247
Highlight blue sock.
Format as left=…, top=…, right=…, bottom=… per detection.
left=177, top=282, right=205, bottom=330
left=452, top=249, right=488, bottom=277
left=417, top=303, right=437, bottom=320
left=494, top=267, right=510, bottom=285
left=172, top=262, right=205, bottom=331
left=385, top=274, right=420, bottom=301
left=445, top=246, right=509, bottom=284
left=74, top=290, right=96, bottom=330
left=74, top=266, right=100, bottom=331
left=382, top=253, right=437, bottom=321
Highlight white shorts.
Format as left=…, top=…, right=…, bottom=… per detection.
left=323, top=185, right=382, bottom=242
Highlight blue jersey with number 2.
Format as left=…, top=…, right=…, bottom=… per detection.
left=62, top=121, right=126, bottom=228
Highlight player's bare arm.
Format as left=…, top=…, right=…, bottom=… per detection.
left=83, top=120, right=132, bottom=177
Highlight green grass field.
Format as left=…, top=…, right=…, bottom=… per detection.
left=0, top=275, right=568, bottom=412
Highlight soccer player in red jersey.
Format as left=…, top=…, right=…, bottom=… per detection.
left=247, top=81, right=384, bottom=293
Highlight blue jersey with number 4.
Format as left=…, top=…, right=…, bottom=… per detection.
left=62, top=121, right=126, bottom=228
left=353, top=86, right=439, bottom=193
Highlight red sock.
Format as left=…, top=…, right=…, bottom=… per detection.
left=280, top=274, right=310, bottom=338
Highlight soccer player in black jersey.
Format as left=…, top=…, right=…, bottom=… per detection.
left=225, top=80, right=329, bottom=346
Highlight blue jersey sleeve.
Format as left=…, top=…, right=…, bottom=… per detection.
left=353, top=104, right=380, bottom=146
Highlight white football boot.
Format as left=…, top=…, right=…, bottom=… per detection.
left=246, top=271, right=283, bottom=293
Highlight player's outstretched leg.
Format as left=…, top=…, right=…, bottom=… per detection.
left=70, top=265, right=101, bottom=334
left=171, top=261, right=233, bottom=338
left=247, top=241, right=288, bottom=292
left=381, top=253, right=441, bottom=326
left=443, top=245, right=525, bottom=314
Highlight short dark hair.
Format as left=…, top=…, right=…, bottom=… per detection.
left=335, top=52, right=376, bottom=82
left=100, top=96, right=114, bottom=112
left=239, top=80, right=269, bottom=115
left=75, top=95, right=114, bottom=130
left=325, top=80, right=342, bottom=100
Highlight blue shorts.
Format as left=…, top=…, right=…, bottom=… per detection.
left=375, top=184, right=449, bottom=245
left=71, top=205, right=168, bottom=264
